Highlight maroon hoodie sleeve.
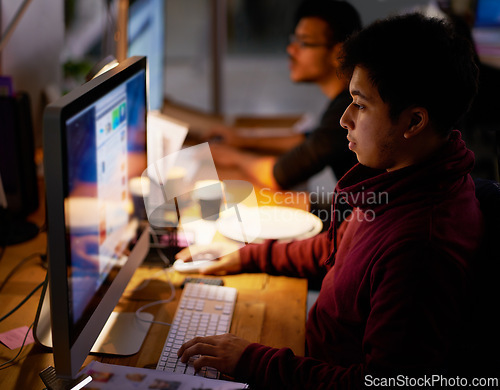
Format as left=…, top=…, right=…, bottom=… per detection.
left=232, top=241, right=472, bottom=389
left=238, top=231, right=333, bottom=282
left=234, top=344, right=364, bottom=390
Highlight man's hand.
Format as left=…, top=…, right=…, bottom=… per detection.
left=175, top=243, right=243, bottom=275
left=209, top=144, right=280, bottom=190
left=206, top=125, right=242, bottom=147
left=177, top=334, right=251, bottom=375
left=210, top=144, right=246, bottom=168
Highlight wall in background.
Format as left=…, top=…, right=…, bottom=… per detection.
left=163, top=0, right=435, bottom=117
left=1, top=0, right=64, bottom=148
left=350, top=0, right=431, bottom=25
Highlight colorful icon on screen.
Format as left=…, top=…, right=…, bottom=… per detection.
left=112, top=108, right=120, bottom=129
left=120, top=103, right=126, bottom=123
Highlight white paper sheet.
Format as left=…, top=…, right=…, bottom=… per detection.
left=80, top=360, right=248, bottom=389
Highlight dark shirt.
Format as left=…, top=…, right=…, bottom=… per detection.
left=273, top=90, right=356, bottom=189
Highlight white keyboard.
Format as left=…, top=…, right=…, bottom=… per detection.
left=156, top=282, right=237, bottom=378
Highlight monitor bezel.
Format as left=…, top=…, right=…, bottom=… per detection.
left=39, top=55, right=149, bottom=380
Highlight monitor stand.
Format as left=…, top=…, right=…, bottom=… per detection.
left=90, top=311, right=153, bottom=355
left=39, top=366, right=93, bottom=390
left=34, top=280, right=153, bottom=356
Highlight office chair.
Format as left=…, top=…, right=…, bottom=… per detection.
left=469, top=178, right=500, bottom=374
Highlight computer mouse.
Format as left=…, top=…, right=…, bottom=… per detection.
left=172, top=253, right=215, bottom=273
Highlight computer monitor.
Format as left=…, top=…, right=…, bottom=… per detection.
left=0, top=93, right=40, bottom=245
left=127, top=0, right=165, bottom=111
left=147, top=111, right=188, bottom=169
left=34, top=56, right=151, bottom=383
left=475, top=0, right=500, bottom=28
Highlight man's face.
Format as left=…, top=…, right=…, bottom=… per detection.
left=287, top=17, right=336, bottom=83
left=340, top=66, right=408, bottom=171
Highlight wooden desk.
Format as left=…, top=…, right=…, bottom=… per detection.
left=0, top=245, right=306, bottom=389
left=0, top=185, right=307, bottom=389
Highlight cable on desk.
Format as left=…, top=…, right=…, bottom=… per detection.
left=0, top=322, right=34, bottom=370
left=134, top=268, right=176, bottom=327
left=0, top=251, right=46, bottom=293
left=38, top=221, right=47, bottom=233
left=0, top=279, right=45, bottom=323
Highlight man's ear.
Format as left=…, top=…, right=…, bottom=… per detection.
left=330, top=42, right=343, bottom=68
left=403, top=108, right=429, bottom=139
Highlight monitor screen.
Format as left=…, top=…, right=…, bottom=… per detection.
left=128, top=0, right=165, bottom=111
left=35, top=56, right=150, bottom=381
left=475, top=0, right=500, bottom=27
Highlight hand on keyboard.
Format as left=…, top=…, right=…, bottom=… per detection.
left=177, top=333, right=251, bottom=376
left=156, top=283, right=241, bottom=378
left=175, top=242, right=243, bottom=275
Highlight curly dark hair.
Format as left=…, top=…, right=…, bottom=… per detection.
left=340, top=13, right=479, bottom=136
left=293, top=0, right=362, bottom=46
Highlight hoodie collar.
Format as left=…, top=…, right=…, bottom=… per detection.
left=325, top=130, right=474, bottom=265
left=335, top=130, right=474, bottom=214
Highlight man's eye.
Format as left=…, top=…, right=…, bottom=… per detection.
left=354, top=103, right=364, bottom=110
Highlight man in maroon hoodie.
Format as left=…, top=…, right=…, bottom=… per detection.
left=176, top=13, right=485, bottom=389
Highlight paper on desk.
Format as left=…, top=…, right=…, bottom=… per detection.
left=80, top=361, right=248, bottom=389
left=0, top=326, right=34, bottom=350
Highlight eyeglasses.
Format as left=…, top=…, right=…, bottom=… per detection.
left=288, top=34, right=331, bottom=49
